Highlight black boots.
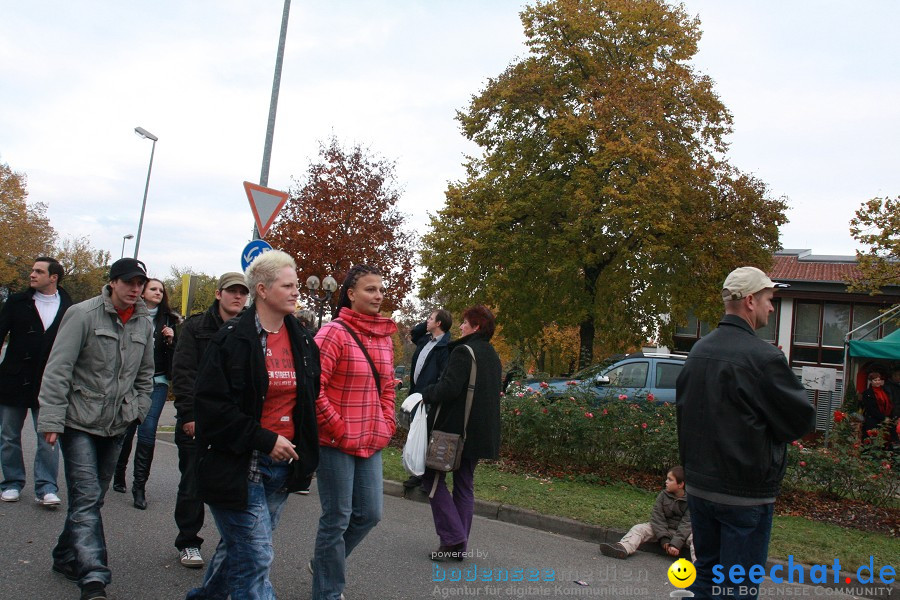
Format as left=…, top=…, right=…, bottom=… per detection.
left=132, top=442, right=155, bottom=510
left=113, top=425, right=136, bottom=493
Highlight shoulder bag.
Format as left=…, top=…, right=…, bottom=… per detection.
left=334, top=319, right=382, bottom=393
left=425, top=345, right=476, bottom=498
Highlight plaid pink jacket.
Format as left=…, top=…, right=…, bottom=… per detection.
left=314, top=308, right=398, bottom=457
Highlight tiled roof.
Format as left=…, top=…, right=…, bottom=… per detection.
left=769, top=253, right=859, bottom=283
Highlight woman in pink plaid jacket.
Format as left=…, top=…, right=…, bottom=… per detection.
left=310, top=264, right=398, bottom=600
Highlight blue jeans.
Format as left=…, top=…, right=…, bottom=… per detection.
left=688, top=495, right=775, bottom=600
left=0, top=404, right=59, bottom=496
left=186, top=456, right=289, bottom=600
left=312, top=447, right=383, bottom=600
left=131, top=382, right=168, bottom=446
left=52, top=428, right=123, bottom=588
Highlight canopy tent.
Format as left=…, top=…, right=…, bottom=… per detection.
left=847, top=328, right=900, bottom=360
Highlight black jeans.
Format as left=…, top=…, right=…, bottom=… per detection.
left=174, top=422, right=205, bottom=550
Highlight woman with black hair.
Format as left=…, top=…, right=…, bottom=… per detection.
left=113, top=278, right=178, bottom=509
left=311, top=264, right=397, bottom=600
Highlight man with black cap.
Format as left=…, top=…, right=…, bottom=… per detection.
left=37, top=258, right=155, bottom=600
left=676, top=266, right=815, bottom=600
left=170, top=271, right=249, bottom=568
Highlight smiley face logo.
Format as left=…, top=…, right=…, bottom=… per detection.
left=667, top=558, right=696, bottom=588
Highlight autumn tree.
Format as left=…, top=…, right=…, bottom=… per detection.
left=165, top=267, right=220, bottom=317
left=849, top=196, right=900, bottom=293
left=0, top=157, right=56, bottom=298
left=55, top=236, right=111, bottom=303
left=268, top=136, right=416, bottom=315
left=420, top=0, right=786, bottom=369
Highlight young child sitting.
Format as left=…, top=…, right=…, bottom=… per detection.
left=599, top=465, right=694, bottom=561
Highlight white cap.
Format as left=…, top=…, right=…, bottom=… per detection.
left=722, top=266, right=789, bottom=301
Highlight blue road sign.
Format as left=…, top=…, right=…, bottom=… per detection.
left=241, top=239, right=273, bottom=271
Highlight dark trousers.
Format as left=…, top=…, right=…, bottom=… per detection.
left=53, top=428, right=123, bottom=588
left=174, top=422, right=205, bottom=550
left=688, top=495, right=775, bottom=600
left=422, top=458, right=478, bottom=547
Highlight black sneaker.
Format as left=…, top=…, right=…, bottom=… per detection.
left=52, top=562, right=79, bottom=582
left=80, top=581, right=107, bottom=600
left=403, top=475, right=422, bottom=489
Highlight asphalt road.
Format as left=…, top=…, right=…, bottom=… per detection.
left=0, top=402, right=866, bottom=599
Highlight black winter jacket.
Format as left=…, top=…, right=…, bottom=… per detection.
left=0, top=287, right=73, bottom=408
left=150, top=308, right=179, bottom=379
left=194, top=305, right=320, bottom=509
left=422, top=332, right=502, bottom=460
left=408, top=321, right=450, bottom=394
left=676, top=314, right=815, bottom=500
left=171, top=301, right=228, bottom=424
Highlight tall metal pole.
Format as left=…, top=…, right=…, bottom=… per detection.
left=134, top=137, right=156, bottom=259
left=254, top=0, right=291, bottom=240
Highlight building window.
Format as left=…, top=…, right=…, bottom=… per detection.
left=792, top=301, right=890, bottom=367
left=673, top=302, right=779, bottom=352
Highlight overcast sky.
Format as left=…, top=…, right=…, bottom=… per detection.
left=2, top=1, right=898, bottom=281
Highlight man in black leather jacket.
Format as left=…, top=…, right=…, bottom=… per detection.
left=676, top=266, right=815, bottom=600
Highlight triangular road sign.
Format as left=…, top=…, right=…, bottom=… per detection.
left=243, top=181, right=289, bottom=238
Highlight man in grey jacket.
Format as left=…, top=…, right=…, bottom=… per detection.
left=38, top=258, right=154, bottom=600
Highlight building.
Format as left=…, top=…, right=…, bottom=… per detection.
left=674, top=249, right=900, bottom=430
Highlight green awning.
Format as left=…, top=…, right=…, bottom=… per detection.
left=847, top=328, right=900, bottom=360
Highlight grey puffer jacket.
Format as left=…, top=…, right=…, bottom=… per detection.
left=38, top=286, right=154, bottom=437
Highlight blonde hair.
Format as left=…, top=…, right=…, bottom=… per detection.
left=245, top=250, right=297, bottom=301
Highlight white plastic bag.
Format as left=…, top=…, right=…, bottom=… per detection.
left=402, top=397, right=428, bottom=476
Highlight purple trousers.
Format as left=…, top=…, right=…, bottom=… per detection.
left=422, top=458, right=478, bottom=547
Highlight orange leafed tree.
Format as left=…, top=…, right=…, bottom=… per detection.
left=268, top=136, right=416, bottom=314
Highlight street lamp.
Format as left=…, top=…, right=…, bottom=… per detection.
left=120, top=234, right=134, bottom=259
left=133, top=126, right=158, bottom=259
left=306, top=274, right=338, bottom=329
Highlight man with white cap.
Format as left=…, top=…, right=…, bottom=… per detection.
left=676, top=266, right=815, bottom=600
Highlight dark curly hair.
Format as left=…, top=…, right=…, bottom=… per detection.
left=335, top=264, right=383, bottom=315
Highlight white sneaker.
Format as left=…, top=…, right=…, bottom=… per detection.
left=180, top=547, right=204, bottom=568
left=1, top=489, right=20, bottom=502
left=37, top=492, right=61, bottom=507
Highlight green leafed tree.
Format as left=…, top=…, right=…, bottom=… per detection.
left=268, top=136, right=416, bottom=315
left=55, top=236, right=111, bottom=303
left=0, top=157, right=57, bottom=298
left=165, top=266, right=220, bottom=318
left=420, top=0, right=787, bottom=368
left=849, top=196, right=900, bottom=293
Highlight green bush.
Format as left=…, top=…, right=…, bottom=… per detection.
left=501, top=382, right=678, bottom=475
left=501, top=384, right=899, bottom=506
left=783, top=410, right=899, bottom=506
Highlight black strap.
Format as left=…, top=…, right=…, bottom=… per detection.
left=334, top=319, right=382, bottom=394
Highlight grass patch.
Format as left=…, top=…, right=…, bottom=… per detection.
left=382, top=448, right=898, bottom=570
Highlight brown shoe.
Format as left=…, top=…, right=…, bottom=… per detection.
left=599, top=542, right=628, bottom=559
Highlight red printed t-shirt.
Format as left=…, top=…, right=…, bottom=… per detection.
left=261, top=327, right=296, bottom=440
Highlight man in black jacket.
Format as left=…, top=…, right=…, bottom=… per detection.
left=170, top=272, right=248, bottom=568
left=403, top=309, right=451, bottom=489
left=676, top=266, right=815, bottom=600
left=0, top=257, right=72, bottom=506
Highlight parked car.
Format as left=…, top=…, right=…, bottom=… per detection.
left=524, top=352, right=686, bottom=404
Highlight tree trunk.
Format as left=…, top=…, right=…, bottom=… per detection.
left=577, top=316, right=595, bottom=370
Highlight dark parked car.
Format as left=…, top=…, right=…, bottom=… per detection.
left=524, top=352, right=686, bottom=404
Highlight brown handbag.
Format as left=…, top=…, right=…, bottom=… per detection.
left=425, top=345, right=476, bottom=498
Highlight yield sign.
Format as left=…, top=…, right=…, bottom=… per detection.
left=243, top=181, right=289, bottom=238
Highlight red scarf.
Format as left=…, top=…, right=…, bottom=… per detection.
left=872, top=387, right=892, bottom=417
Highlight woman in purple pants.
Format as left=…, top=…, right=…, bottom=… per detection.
left=421, top=305, right=502, bottom=561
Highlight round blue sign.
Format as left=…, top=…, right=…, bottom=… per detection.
left=241, top=239, right=273, bottom=271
